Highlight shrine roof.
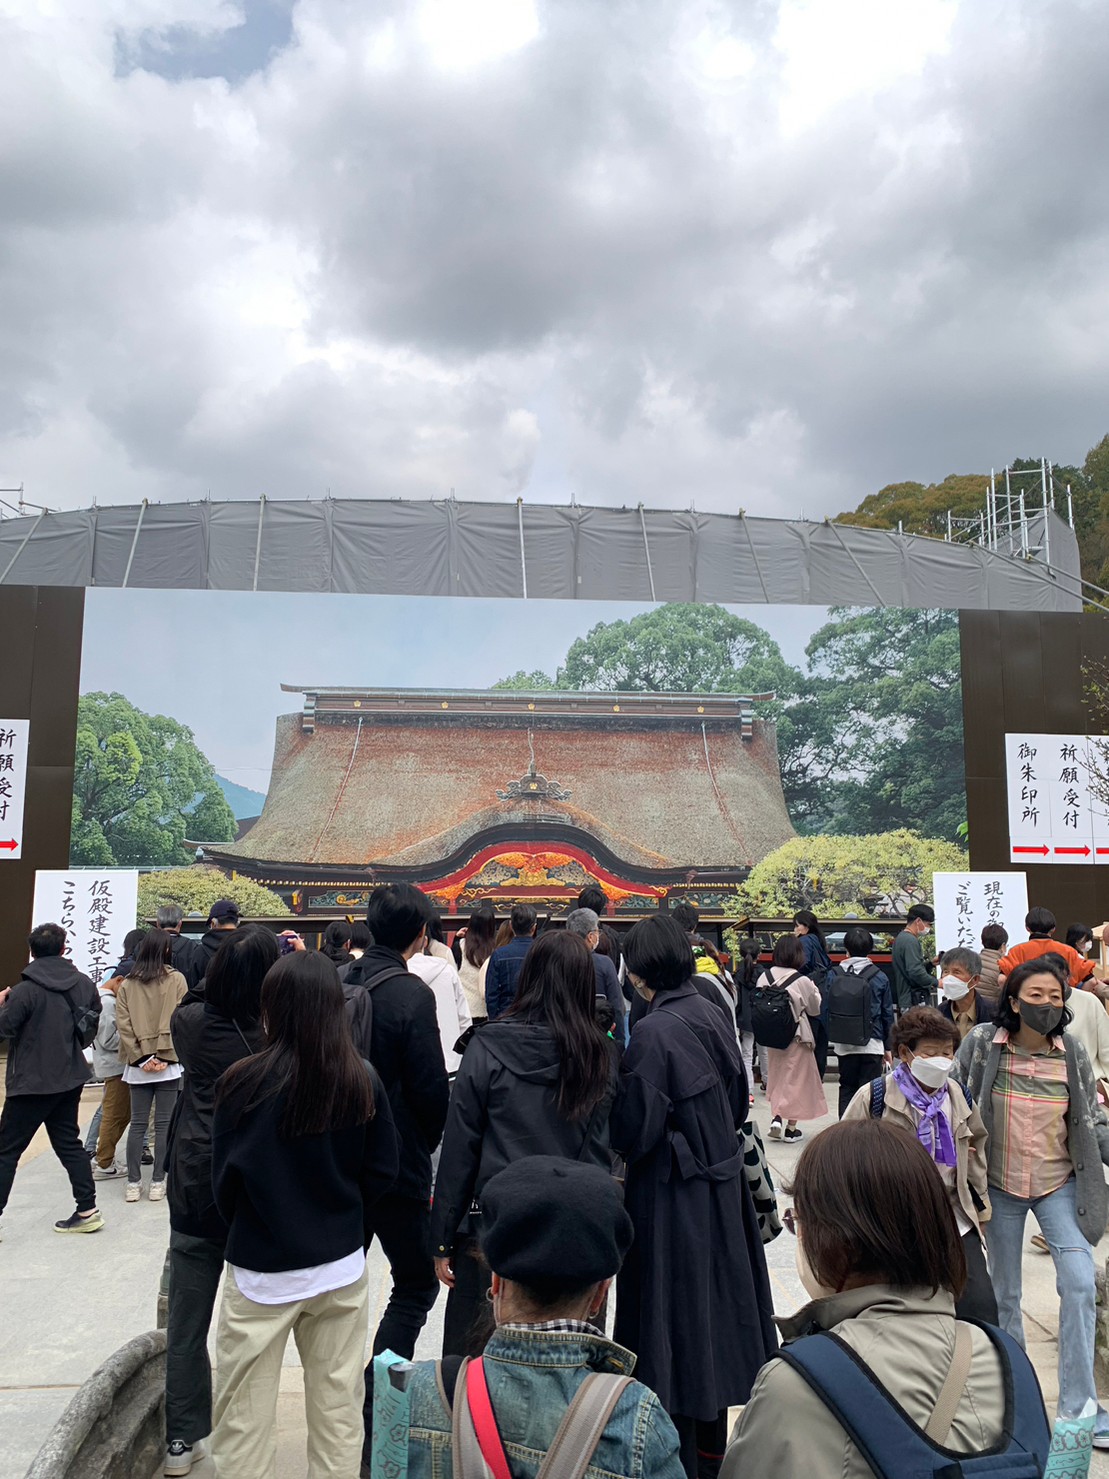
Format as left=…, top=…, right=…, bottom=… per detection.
left=212, top=688, right=796, bottom=872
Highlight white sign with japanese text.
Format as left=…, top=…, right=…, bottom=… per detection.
left=1005, top=733, right=1109, bottom=865
left=933, top=871, right=1029, bottom=953
left=31, top=870, right=139, bottom=985
left=0, top=720, right=30, bottom=859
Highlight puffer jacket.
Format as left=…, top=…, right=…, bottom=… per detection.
left=167, top=1000, right=265, bottom=1240
left=954, top=1021, right=1109, bottom=1244
left=430, top=1018, right=616, bottom=1256
left=722, top=1288, right=1017, bottom=1479
left=116, top=969, right=188, bottom=1064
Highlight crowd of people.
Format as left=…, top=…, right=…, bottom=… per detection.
left=1, top=888, right=1107, bottom=1478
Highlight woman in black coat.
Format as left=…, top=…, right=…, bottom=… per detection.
left=431, top=930, right=617, bottom=1355
left=163, top=927, right=276, bottom=1475
left=612, top=914, right=777, bottom=1479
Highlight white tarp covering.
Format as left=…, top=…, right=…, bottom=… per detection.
left=0, top=497, right=1083, bottom=610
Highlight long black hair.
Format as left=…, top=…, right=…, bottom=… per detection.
left=322, top=920, right=353, bottom=965
left=734, top=935, right=763, bottom=989
left=205, top=926, right=279, bottom=1025
left=793, top=910, right=827, bottom=950
left=218, top=952, right=374, bottom=1138
left=463, top=903, right=497, bottom=969
left=506, top=931, right=612, bottom=1121
left=129, top=928, right=174, bottom=983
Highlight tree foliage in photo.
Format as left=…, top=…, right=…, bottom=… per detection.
left=71, top=692, right=237, bottom=866
left=137, top=867, right=287, bottom=924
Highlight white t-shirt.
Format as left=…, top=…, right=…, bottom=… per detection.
left=123, top=1062, right=183, bottom=1086
left=231, top=1248, right=366, bottom=1306
left=831, top=957, right=884, bottom=1057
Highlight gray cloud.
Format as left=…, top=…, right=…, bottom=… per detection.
left=2, top=0, right=1108, bottom=520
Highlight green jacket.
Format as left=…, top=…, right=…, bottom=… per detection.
left=891, top=929, right=935, bottom=1011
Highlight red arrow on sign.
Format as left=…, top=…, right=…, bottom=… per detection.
left=1055, top=846, right=1092, bottom=856
left=0, top=840, right=17, bottom=852
left=1013, top=845, right=1049, bottom=855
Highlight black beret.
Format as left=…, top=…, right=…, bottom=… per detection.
left=479, top=1156, right=633, bottom=1285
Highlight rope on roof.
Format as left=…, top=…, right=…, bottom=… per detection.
left=308, top=715, right=363, bottom=863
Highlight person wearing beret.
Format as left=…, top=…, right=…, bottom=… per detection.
left=403, top=1156, right=685, bottom=1479
left=611, top=913, right=777, bottom=1479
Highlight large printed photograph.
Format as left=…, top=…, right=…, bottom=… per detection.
left=73, top=592, right=967, bottom=924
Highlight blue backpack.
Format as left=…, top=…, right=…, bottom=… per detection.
left=778, top=1318, right=1050, bottom=1478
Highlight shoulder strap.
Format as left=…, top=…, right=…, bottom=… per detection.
left=869, top=1077, right=886, bottom=1119
left=535, top=1373, right=632, bottom=1479
left=365, top=966, right=410, bottom=993
left=761, top=969, right=801, bottom=989
left=453, top=1358, right=512, bottom=1479
left=922, top=1324, right=973, bottom=1443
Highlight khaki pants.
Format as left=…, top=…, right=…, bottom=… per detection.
left=212, top=1266, right=368, bottom=1478
left=95, top=1077, right=131, bottom=1170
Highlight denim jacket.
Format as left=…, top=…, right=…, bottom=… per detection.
left=407, top=1326, right=684, bottom=1479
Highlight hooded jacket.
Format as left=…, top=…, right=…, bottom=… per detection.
left=430, top=1017, right=616, bottom=1256
left=0, top=956, right=100, bottom=1097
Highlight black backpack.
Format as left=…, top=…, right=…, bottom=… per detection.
left=751, top=970, right=802, bottom=1050
left=342, top=961, right=411, bottom=1049
left=825, top=963, right=877, bottom=1048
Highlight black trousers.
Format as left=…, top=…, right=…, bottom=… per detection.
left=0, top=1087, right=95, bottom=1216
left=442, top=1233, right=495, bottom=1357
left=672, top=1411, right=729, bottom=1479
left=812, top=1019, right=830, bottom=1081
left=362, top=1193, right=440, bottom=1465
left=957, top=1228, right=1000, bottom=1325
left=165, top=1229, right=226, bottom=1444
left=836, top=1053, right=885, bottom=1118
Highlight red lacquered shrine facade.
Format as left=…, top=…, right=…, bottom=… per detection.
left=205, top=687, right=796, bottom=921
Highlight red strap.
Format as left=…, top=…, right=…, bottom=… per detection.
left=466, top=1358, right=513, bottom=1479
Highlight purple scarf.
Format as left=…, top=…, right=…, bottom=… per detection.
left=892, top=1063, right=958, bottom=1169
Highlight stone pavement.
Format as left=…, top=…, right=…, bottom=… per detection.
left=0, top=1079, right=1106, bottom=1477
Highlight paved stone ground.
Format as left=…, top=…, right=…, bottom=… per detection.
left=0, top=1079, right=1106, bottom=1477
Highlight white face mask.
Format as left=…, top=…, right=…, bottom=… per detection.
left=909, top=1055, right=953, bottom=1090
left=941, top=975, right=970, bottom=1001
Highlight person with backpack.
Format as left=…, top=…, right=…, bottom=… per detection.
left=721, top=1119, right=1050, bottom=1479
left=612, top=913, right=776, bottom=1478
left=401, top=1156, right=684, bottom=1479
left=824, top=926, right=894, bottom=1118
left=0, top=922, right=102, bottom=1235
left=758, top=934, right=825, bottom=1142
left=734, top=937, right=767, bottom=1098
left=954, top=957, right=1109, bottom=1447
left=162, top=927, right=276, bottom=1477
left=843, top=1006, right=997, bottom=1324
left=431, top=931, right=616, bottom=1356
left=793, top=910, right=833, bottom=1077
left=210, top=950, right=399, bottom=1477
left=115, top=928, right=189, bottom=1202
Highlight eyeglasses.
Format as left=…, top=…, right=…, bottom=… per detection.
left=783, top=1208, right=798, bottom=1236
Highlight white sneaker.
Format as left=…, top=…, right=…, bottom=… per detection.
left=165, top=1438, right=206, bottom=1475
left=125, top=1183, right=141, bottom=1203
left=769, top=1116, right=783, bottom=1140
left=148, top=1181, right=166, bottom=1202
left=92, top=1163, right=124, bottom=1180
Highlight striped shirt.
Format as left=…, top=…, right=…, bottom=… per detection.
left=987, top=1027, right=1072, bottom=1199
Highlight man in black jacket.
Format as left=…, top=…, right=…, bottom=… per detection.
left=355, top=884, right=449, bottom=1458
left=156, top=904, right=207, bottom=989
left=0, top=923, right=103, bottom=1234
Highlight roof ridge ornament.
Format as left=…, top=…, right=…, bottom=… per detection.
left=496, top=729, right=572, bottom=803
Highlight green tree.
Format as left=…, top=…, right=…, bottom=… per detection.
left=724, top=829, right=966, bottom=920
left=71, top=693, right=237, bottom=866
left=492, top=669, right=558, bottom=691
left=137, top=867, right=287, bottom=924
left=798, top=608, right=965, bottom=841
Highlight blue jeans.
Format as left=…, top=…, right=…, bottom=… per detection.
left=985, top=1178, right=1107, bottom=1427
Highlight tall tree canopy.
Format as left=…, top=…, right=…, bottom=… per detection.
left=496, top=602, right=965, bottom=844
left=71, top=692, right=237, bottom=866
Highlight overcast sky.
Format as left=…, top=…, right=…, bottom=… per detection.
left=80, top=590, right=830, bottom=789
left=3, top=1, right=1108, bottom=522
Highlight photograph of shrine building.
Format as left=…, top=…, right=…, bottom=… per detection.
left=203, top=686, right=796, bottom=921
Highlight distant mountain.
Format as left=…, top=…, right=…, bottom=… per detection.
left=216, top=775, right=267, bottom=820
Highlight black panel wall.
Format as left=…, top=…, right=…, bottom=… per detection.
left=0, top=587, right=85, bottom=989
left=961, top=611, right=1109, bottom=929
